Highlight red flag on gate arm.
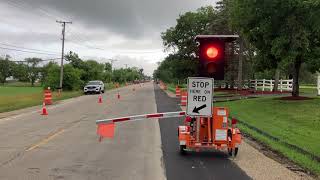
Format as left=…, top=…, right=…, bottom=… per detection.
left=97, top=123, right=115, bottom=140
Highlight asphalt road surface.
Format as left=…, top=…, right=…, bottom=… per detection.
left=0, top=83, right=164, bottom=180
left=154, top=84, right=250, bottom=180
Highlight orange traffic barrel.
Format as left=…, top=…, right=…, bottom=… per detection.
left=176, top=87, right=181, bottom=97
left=180, top=91, right=187, bottom=106
left=44, top=87, right=52, bottom=105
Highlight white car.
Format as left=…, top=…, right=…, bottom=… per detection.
left=83, top=80, right=105, bottom=94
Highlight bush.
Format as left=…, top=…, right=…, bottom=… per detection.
left=44, top=64, right=83, bottom=90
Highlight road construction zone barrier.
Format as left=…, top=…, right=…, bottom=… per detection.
left=176, top=86, right=181, bottom=97
left=180, top=91, right=187, bottom=106
left=96, top=111, right=186, bottom=138
left=44, top=88, right=52, bottom=105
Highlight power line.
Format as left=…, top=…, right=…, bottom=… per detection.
left=0, top=46, right=60, bottom=56
left=9, top=57, right=60, bottom=63
left=0, top=42, right=59, bottom=54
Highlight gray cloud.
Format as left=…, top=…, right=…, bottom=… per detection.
left=0, top=0, right=215, bottom=74
left=5, top=0, right=213, bottom=38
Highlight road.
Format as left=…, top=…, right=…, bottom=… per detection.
left=0, top=82, right=309, bottom=180
left=0, top=83, right=164, bottom=180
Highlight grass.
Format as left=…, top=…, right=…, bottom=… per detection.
left=0, top=86, right=82, bottom=113
left=0, top=81, right=127, bottom=113
left=300, top=85, right=318, bottom=96
left=216, top=97, right=320, bottom=175
left=1, top=81, right=41, bottom=87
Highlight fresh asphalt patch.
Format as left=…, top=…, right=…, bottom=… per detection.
left=154, top=84, right=251, bottom=180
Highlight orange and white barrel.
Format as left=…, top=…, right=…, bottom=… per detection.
left=44, top=88, right=52, bottom=105
left=180, top=91, right=187, bottom=106
left=176, top=87, right=181, bottom=97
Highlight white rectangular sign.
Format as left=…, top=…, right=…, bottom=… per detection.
left=187, top=77, right=214, bottom=116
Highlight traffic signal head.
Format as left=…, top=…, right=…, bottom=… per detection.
left=196, top=36, right=225, bottom=80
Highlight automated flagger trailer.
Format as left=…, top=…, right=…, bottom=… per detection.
left=178, top=107, right=241, bottom=156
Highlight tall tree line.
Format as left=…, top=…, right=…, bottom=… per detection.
left=0, top=51, right=145, bottom=90
left=154, top=0, right=320, bottom=96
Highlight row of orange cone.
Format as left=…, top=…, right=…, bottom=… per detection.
left=42, top=86, right=138, bottom=116
left=41, top=92, right=122, bottom=116
left=98, top=92, right=121, bottom=104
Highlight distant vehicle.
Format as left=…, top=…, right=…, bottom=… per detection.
left=83, top=80, right=105, bottom=94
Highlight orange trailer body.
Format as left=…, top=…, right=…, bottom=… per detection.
left=178, top=107, right=241, bottom=156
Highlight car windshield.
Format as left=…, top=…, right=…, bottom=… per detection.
left=87, top=81, right=100, bottom=85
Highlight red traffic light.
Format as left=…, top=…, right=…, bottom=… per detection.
left=206, top=47, right=219, bottom=59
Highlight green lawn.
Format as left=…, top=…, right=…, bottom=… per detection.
left=216, top=97, right=320, bottom=175
left=0, top=82, right=126, bottom=113
left=0, top=86, right=82, bottom=113
left=300, top=85, right=318, bottom=95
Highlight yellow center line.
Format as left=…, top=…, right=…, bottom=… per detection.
left=25, top=129, right=65, bottom=152
left=26, top=87, right=139, bottom=152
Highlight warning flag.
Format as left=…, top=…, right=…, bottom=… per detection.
left=97, top=123, right=115, bottom=140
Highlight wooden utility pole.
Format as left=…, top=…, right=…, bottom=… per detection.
left=56, top=20, right=72, bottom=91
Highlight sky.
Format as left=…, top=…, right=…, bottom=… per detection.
left=0, top=0, right=215, bottom=75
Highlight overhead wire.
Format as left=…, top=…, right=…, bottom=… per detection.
left=0, top=42, right=59, bottom=54
left=0, top=46, right=59, bottom=56
left=1, top=0, right=162, bottom=56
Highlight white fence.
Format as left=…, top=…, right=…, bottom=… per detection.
left=249, top=79, right=293, bottom=92
left=215, top=79, right=293, bottom=92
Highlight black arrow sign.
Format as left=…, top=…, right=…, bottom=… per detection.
left=192, top=104, right=207, bottom=114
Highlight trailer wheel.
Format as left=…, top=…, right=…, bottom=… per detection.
left=228, top=148, right=233, bottom=156
left=180, top=145, right=186, bottom=155
left=234, top=147, right=239, bottom=157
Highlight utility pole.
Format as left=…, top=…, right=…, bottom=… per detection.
left=108, top=59, right=118, bottom=83
left=124, top=64, right=128, bottom=68
left=108, top=59, right=118, bottom=71
left=56, top=20, right=72, bottom=92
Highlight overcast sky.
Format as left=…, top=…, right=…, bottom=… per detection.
left=0, top=0, right=216, bottom=75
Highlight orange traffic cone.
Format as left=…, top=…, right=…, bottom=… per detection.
left=98, top=95, right=103, bottom=103
left=41, top=102, right=48, bottom=115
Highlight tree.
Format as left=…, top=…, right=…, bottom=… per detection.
left=105, top=62, right=112, bottom=72
left=25, top=58, right=41, bottom=86
left=40, top=61, right=58, bottom=85
left=153, top=54, right=198, bottom=83
left=44, top=64, right=83, bottom=90
left=65, top=51, right=84, bottom=69
left=0, top=56, right=13, bottom=84
left=11, top=63, right=28, bottom=82
left=82, top=60, right=105, bottom=82
left=161, top=6, right=219, bottom=60
left=230, top=0, right=320, bottom=96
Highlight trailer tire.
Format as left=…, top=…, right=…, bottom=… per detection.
left=228, top=148, right=232, bottom=156
left=234, top=147, right=239, bottom=157
left=180, top=145, right=186, bottom=155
